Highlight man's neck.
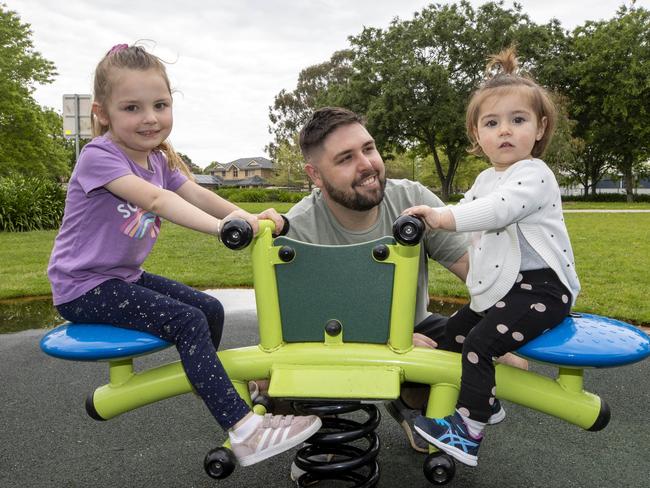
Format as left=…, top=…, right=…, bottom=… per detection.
left=323, top=196, right=380, bottom=231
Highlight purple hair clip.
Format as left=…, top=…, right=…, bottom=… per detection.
left=106, top=43, right=129, bottom=56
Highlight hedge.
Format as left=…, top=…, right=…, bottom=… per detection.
left=0, top=175, right=66, bottom=232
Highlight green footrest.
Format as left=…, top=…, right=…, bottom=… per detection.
left=267, top=363, right=402, bottom=400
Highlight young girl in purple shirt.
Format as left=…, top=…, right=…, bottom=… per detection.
left=47, top=44, right=320, bottom=467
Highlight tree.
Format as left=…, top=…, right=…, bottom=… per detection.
left=269, top=1, right=568, bottom=201
left=543, top=94, right=601, bottom=197
left=329, top=1, right=569, bottom=201
left=267, top=49, right=354, bottom=160
left=177, top=151, right=202, bottom=174
left=203, top=161, right=222, bottom=174
left=268, top=135, right=309, bottom=188
left=563, top=4, right=650, bottom=201
left=0, top=6, right=71, bottom=179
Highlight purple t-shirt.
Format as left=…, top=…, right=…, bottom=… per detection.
left=48, top=136, right=188, bottom=305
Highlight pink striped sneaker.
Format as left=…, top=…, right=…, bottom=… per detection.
left=231, top=414, right=322, bottom=467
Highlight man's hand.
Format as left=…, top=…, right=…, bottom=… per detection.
left=413, top=332, right=438, bottom=349
left=257, top=207, right=285, bottom=235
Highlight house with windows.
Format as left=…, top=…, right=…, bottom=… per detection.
left=194, top=157, right=275, bottom=189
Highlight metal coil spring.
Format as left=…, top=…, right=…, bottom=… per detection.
left=293, top=402, right=381, bottom=487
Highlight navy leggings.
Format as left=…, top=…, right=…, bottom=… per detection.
left=441, top=269, right=571, bottom=422
left=56, top=272, right=250, bottom=430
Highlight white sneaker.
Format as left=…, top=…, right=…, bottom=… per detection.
left=231, top=414, right=321, bottom=467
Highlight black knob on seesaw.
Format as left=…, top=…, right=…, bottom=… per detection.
left=220, top=218, right=254, bottom=250
left=392, top=215, right=425, bottom=246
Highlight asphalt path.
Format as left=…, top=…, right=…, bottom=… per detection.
left=1, top=293, right=649, bottom=488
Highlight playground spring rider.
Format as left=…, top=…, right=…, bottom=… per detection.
left=40, top=215, right=650, bottom=486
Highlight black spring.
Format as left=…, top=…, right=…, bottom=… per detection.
left=292, top=402, right=381, bottom=487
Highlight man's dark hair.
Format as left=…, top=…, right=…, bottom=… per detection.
left=299, top=107, right=365, bottom=160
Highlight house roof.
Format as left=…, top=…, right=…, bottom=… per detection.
left=193, top=174, right=223, bottom=185
left=215, top=157, right=274, bottom=170
left=220, top=175, right=269, bottom=187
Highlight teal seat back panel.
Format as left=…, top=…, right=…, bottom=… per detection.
left=273, top=236, right=395, bottom=344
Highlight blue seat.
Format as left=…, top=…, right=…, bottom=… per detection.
left=40, top=323, right=172, bottom=361
left=516, top=313, right=650, bottom=368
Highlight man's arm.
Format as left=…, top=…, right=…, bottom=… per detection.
left=447, top=252, right=469, bottom=281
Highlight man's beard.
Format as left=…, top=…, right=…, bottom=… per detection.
left=322, top=173, right=386, bottom=211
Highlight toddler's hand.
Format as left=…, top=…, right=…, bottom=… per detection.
left=402, top=205, right=441, bottom=230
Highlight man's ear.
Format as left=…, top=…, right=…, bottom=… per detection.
left=304, top=163, right=322, bottom=188
left=92, top=102, right=109, bottom=127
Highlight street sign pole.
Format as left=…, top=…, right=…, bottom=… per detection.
left=63, top=94, right=92, bottom=163
left=74, top=95, right=80, bottom=161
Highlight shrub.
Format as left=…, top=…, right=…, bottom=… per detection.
left=0, top=175, right=66, bottom=231
left=215, top=188, right=308, bottom=203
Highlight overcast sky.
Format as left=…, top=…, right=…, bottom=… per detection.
left=6, top=0, right=634, bottom=168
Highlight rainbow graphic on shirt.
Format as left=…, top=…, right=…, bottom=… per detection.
left=120, top=209, right=161, bottom=239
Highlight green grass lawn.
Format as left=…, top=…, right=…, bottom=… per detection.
left=428, top=212, right=650, bottom=324
left=0, top=202, right=648, bottom=325
left=563, top=201, right=650, bottom=210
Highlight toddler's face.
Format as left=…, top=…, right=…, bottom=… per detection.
left=474, top=91, right=546, bottom=171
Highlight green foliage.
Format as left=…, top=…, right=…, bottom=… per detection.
left=0, top=6, right=71, bottom=180
left=328, top=1, right=568, bottom=200
left=216, top=188, right=308, bottom=203
left=268, top=1, right=569, bottom=201
left=177, top=151, right=203, bottom=174
left=560, top=5, right=650, bottom=201
left=267, top=49, right=355, bottom=157
left=203, top=161, right=222, bottom=173
left=0, top=175, right=66, bottom=231
left=268, top=135, right=310, bottom=188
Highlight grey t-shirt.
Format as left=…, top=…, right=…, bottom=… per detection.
left=286, top=178, right=469, bottom=324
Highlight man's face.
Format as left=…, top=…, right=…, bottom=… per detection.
left=306, top=123, right=386, bottom=211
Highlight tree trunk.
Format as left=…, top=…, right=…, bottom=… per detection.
left=429, top=143, right=450, bottom=202
left=623, top=167, right=635, bottom=203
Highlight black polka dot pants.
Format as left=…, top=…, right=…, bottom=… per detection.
left=56, top=272, right=250, bottom=430
left=443, top=269, right=572, bottom=423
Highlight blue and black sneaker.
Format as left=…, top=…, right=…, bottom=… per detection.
left=414, top=412, right=482, bottom=466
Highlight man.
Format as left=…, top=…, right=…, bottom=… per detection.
left=284, top=107, right=470, bottom=453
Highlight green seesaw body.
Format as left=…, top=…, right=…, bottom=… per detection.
left=90, top=221, right=603, bottom=433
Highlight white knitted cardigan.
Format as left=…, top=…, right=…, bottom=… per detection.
left=448, top=158, right=580, bottom=312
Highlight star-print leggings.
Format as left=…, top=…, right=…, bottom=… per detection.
left=56, top=271, right=250, bottom=430
left=442, top=268, right=572, bottom=423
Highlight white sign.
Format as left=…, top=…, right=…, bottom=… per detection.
left=62, top=94, right=92, bottom=138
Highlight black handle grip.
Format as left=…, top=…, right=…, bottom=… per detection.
left=220, top=218, right=254, bottom=250
left=392, top=215, right=425, bottom=246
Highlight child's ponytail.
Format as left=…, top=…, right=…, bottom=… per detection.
left=466, top=46, right=556, bottom=159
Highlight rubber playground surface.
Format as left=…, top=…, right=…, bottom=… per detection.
left=1, top=290, right=649, bottom=488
